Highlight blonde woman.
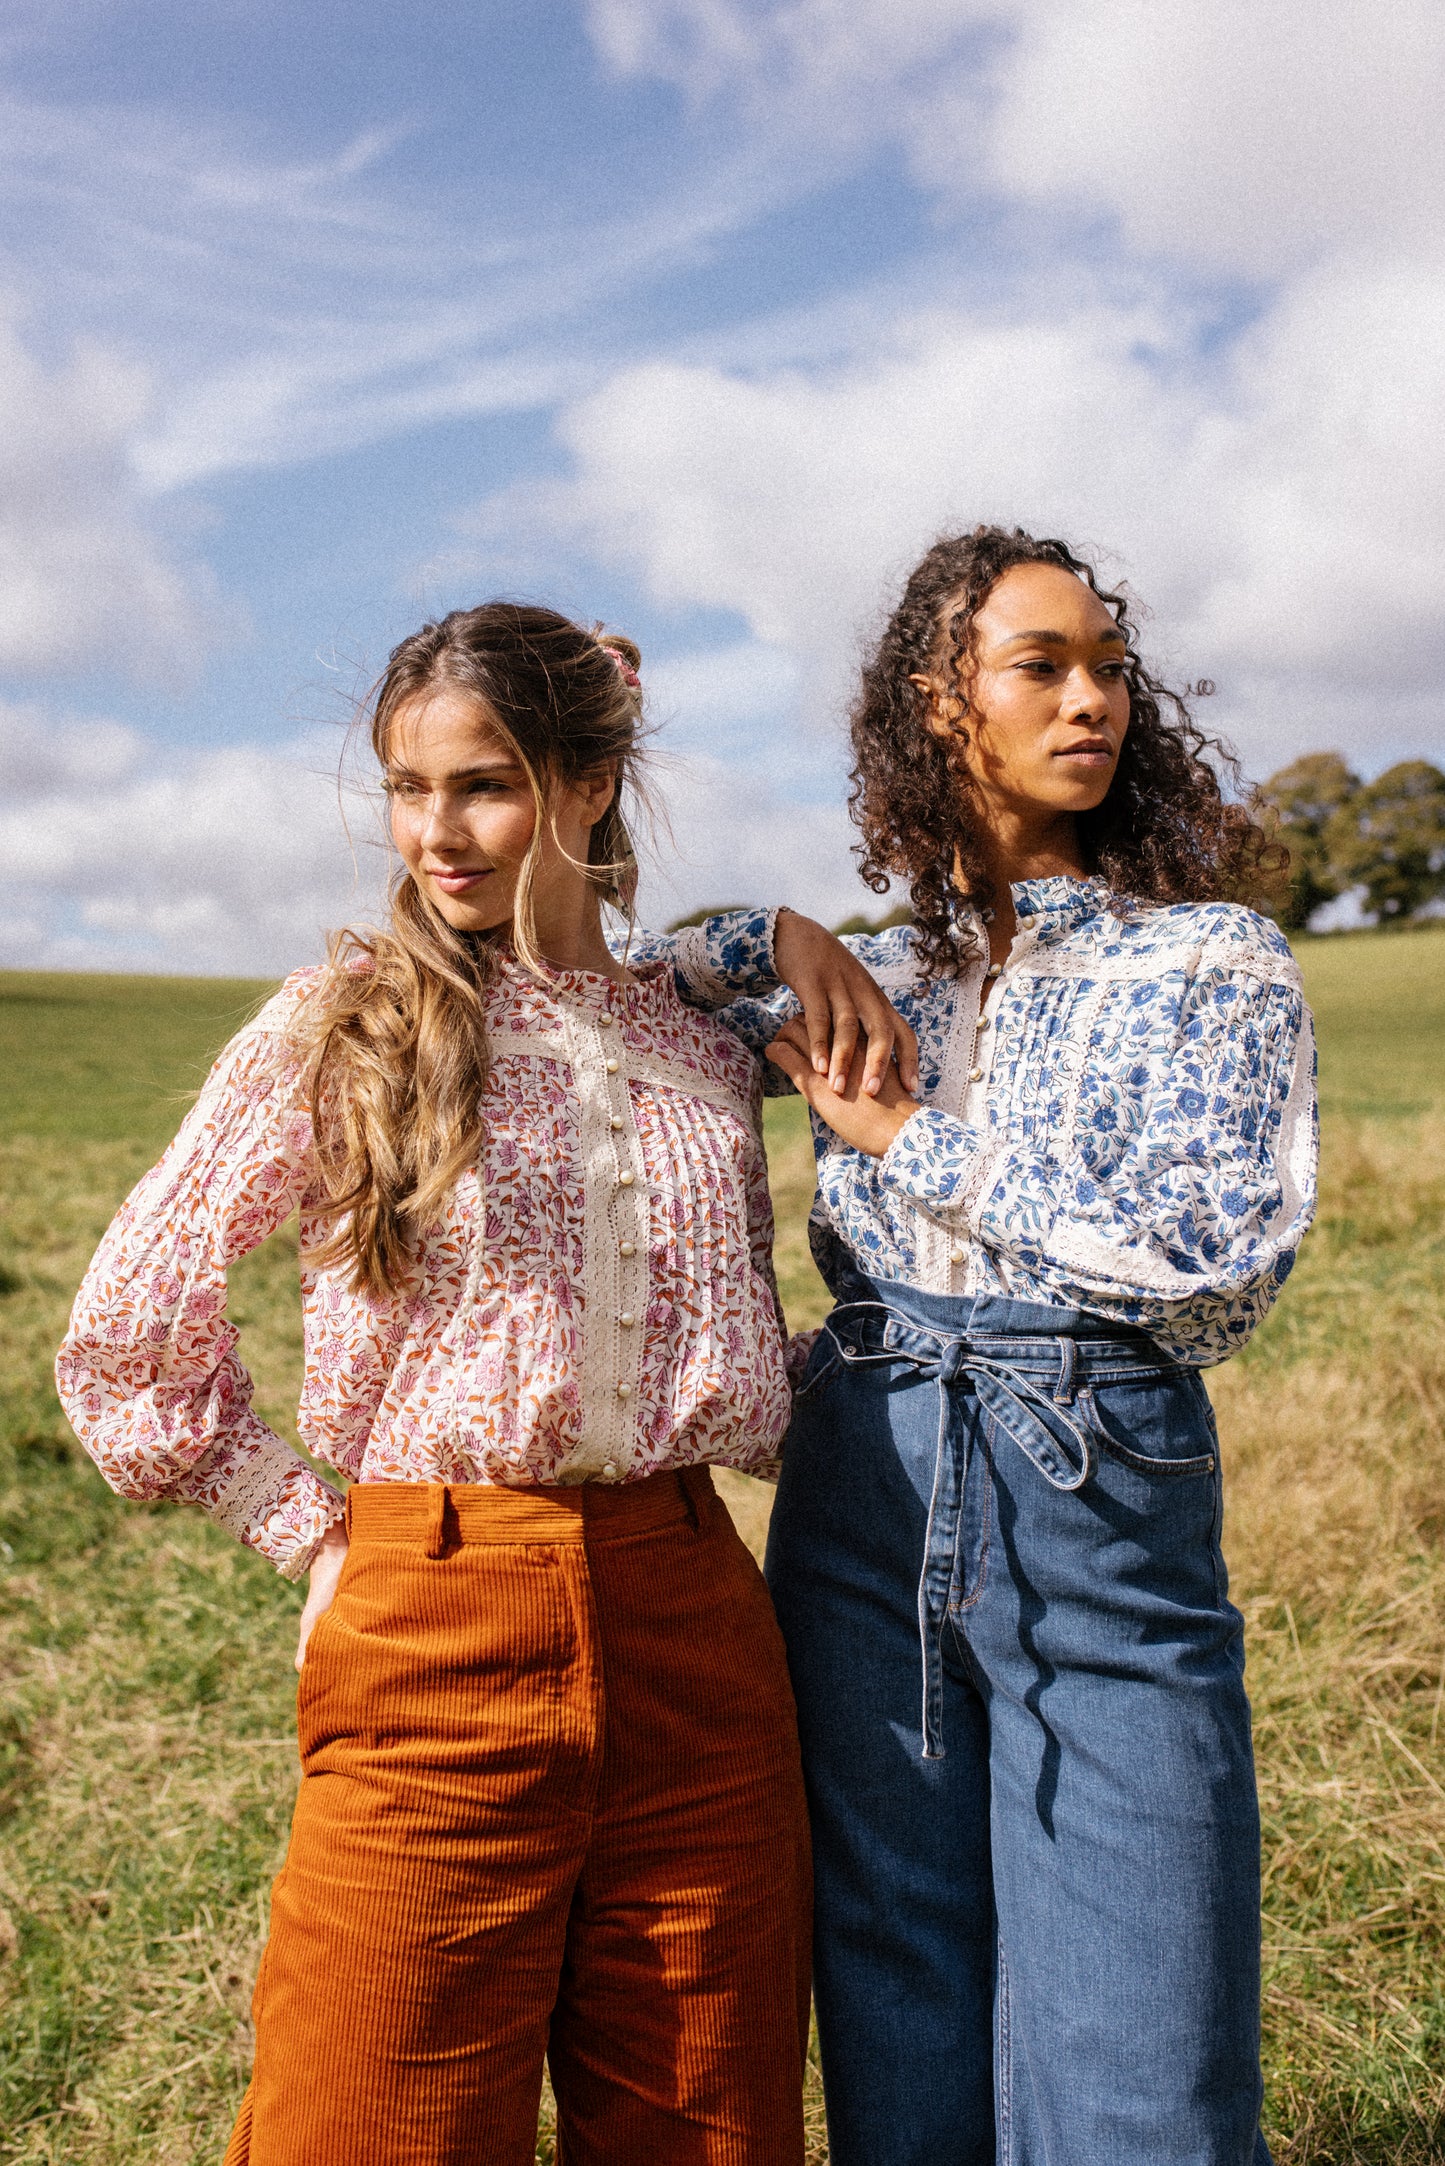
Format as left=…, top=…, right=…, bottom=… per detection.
left=56, top=603, right=905, bottom=2166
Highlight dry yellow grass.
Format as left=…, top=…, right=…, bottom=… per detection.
left=2, top=928, right=1443, bottom=2161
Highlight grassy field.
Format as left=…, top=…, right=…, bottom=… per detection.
left=2, top=930, right=1443, bottom=2162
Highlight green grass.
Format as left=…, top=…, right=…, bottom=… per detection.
left=2, top=930, right=1444, bottom=2162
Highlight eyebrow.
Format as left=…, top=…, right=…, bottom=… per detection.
left=998, top=627, right=1127, bottom=648
left=386, top=760, right=523, bottom=783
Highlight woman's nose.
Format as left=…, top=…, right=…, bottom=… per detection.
left=1062, top=667, right=1110, bottom=721
left=419, top=794, right=463, bottom=847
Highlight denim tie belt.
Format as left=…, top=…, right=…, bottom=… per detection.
left=816, top=1298, right=1172, bottom=1758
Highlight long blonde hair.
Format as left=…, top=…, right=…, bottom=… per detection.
left=291, top=602, right=646, bottom=1296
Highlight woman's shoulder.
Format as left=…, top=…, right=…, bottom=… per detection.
left=839, top=922, right=920, bottom=986
left=1102, top=900, right=1300, bottom=987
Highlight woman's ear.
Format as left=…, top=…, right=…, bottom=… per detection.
left=574, top=763, right=619, bottom=829
left=908, top=673, right=965, bottom=741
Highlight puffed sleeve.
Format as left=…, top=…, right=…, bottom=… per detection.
left=55, top=974, right=344, bottom=1578
left=624, top=909, right=802, bottom=1083
left=878, top=960, right=1318, bottom=1361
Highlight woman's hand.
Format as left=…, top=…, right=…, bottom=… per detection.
left=295, top=1520, right=348, bottom=1672
left=773, top=910, right=918, bottom=1098
left=766, top=1016, right=920, bottom=1158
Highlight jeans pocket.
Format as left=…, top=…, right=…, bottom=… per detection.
left=1088, top=1370, right=1218, bottom=1478
left=793, top=1338, right=843, bottom=1403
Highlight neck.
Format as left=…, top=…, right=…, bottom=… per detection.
left=978, top=802, right=1087, bottom=896
left=958, top=802, right=1087, bottom=965
left=524, top=882, right=626, bottom=981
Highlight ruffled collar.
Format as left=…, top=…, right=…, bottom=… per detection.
left=493, top=943, right=674, bottom=1020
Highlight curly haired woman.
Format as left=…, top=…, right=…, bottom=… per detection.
left=640, top=527, right=1317, bottom=2166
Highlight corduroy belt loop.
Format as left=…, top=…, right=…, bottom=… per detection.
left=424, top=1482, right=450, bottom=1559
left=681, top=1465, right=712, bottom=1530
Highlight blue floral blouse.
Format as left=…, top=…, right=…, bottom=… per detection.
left=628, top=877, right=1318, bottom=1366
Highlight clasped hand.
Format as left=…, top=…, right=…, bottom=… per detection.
left=768, top=911, right=921, bottom=1158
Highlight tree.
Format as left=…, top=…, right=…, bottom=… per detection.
left=1326, top=760, right=1445, bottom=925
left=832, top=904, right=913, bottom=936
left=1255, top=753, right=1361, bottom=932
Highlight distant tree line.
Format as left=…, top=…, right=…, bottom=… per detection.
left=1255, top=755, right=1445, bottom=932
left=666, top=756, right=1445, bottom=941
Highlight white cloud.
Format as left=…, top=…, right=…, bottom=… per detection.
left=0, top=684, right=880, bottom=974
left=633, top=751, right=867, bottom=928
left=592, top=1, right=1445, bottom=281
left=0, top=706, right=387, bottom=975
left=973, top=0, right=1445, bottom=275
left=466, top=254, right=1445, bottom=781
left=0, top=312, right=218, bottom=679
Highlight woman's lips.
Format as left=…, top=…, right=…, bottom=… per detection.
left=427, top=867, right=492, bottom=894
left=1054, top=742, right=1115, bottom=765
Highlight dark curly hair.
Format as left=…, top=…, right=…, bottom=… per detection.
left=849, top=525, right=1282, bottom=978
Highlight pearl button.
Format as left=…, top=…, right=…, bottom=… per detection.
left=602, top=1461, right=617, bottom=1479
left=986, top=963, right=1002, bottom=978
left=1018, top=913, right=1035, bottom=929
left=619, top=1240, right=636, bottom=1257
left=950, top=1244, right=966, bottom=1264
left=605, top=1058, right=620, bottom=1074
left=969, top=1066, right=984, bottom=1083
left=616, top=1382, right=631, bottom=1400
left=598, top=1014, right=614, bottom=1028
left=619, top=1312, right=635, bottom=1328
left=976, top=1015, right=990, bottom=1031
left=610, top=1115, right=624, bottom=1131
left=618, top=1171, right=635, bottom=1187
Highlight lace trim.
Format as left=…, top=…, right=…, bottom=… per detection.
left=913, top=953, right=987, bottom=1295
left=1275, top=1005, right=1319, bottom=1235
left=205, top=1441, right=294, bottom=1540
left=556, top=1005, right=648, bottom=1479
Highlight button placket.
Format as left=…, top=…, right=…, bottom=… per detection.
left=601, top=1014, right=646, bottom=1471
left=557, top=1003, right=647, bottom=1481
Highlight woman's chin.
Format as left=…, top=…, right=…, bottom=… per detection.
left=428, top=891, right=512, bottom=935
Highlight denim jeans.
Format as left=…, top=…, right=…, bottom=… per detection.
left=766, top=1276, right=1270, bottom=2166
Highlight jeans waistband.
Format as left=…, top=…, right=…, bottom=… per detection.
left=815, top=1281, right=1181, bottom=1759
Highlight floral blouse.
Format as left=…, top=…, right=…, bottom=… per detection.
left=633, top=876, right=1318, bottom=1366
left=56, top=954, right=792, bottom=1578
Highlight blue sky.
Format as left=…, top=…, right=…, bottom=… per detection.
left=2, top=0, right=1443, bottom=971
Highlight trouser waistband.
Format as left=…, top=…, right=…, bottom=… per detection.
left=344, top=1466, right=716, bottom=1552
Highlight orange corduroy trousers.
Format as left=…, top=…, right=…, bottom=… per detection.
left=223, top=1468, right=812, bottom=2165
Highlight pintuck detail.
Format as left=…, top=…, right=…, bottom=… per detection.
left=56, top=951, right=792, bottom=1578
left=634, top=879, right=1320, bottom=1368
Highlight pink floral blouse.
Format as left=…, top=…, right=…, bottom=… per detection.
left=56, top=953, right=793, bottom=1579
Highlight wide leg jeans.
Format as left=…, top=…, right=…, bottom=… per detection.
left=766, top=1280, right=1270, bottom=2166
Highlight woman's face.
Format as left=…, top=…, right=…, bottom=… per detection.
left=385, top=686, right=612, bottom=936
left=928, top=562, right=1132, bottom=820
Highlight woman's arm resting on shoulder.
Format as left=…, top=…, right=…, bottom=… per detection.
left=54, top=987, right=345, bottom=1582
left=626, top=905, right=918, bottom=1097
